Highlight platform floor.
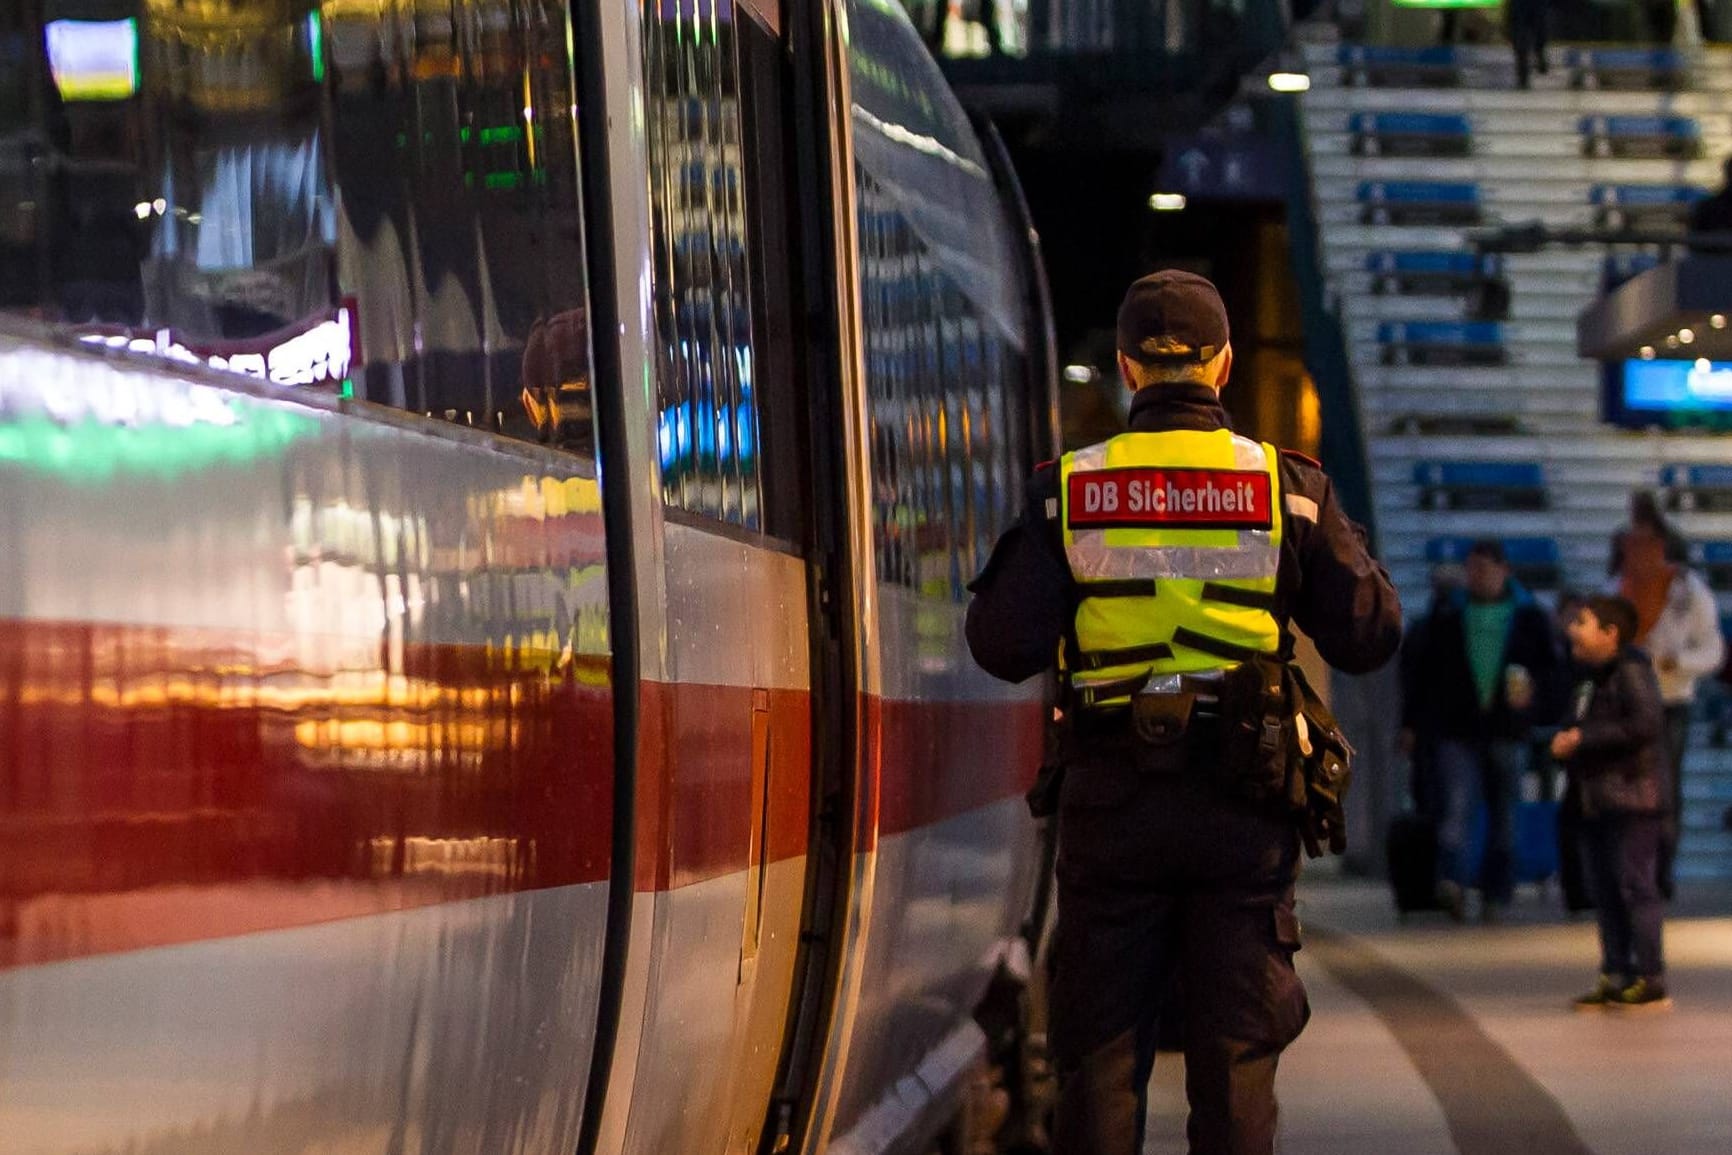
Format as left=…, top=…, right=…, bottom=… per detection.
left=1143, top=877, right=1732, bottom=1154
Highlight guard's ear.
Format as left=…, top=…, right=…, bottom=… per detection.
left=1117, top=352, right=1140, bottom=393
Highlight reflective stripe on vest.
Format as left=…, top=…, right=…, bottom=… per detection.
left=1059, top=430, right=1284, bottom=707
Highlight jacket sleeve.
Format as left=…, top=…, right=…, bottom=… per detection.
left=1574, top=661, right=1664, bottom=763
left=1285, top=464, right=1404, bottom=675
left=965, top=465, right=1071, bottom=684
left=1672, top=571, right=1726, bottom=682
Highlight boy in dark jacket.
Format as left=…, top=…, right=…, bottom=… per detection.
left=1553, top=596, right=1671, bottom=1010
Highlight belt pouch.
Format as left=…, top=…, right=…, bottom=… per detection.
left=1131, top=693, right=1195, bottom=774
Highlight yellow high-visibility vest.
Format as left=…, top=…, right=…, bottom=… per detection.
left=1059, top=429, right=1285, bottom=708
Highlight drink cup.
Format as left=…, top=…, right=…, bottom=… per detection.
left=1505, top=665, right=1533, bottom=707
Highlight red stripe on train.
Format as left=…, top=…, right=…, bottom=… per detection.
left=0, top=617, right=1041, bottom=969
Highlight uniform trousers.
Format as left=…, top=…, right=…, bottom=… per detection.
left=1049, top=729, right=1308, bottom=1155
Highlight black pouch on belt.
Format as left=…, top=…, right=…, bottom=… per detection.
left=1132, top=692, right=1194, bottom=746
left=1131, top=692, right=1195, bottom=774
left=1216, top=655, right=1293, bottom=807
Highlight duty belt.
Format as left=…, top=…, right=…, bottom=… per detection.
left=1072, top=671, right=1227, bottom=713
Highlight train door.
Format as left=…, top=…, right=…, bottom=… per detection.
left=574, top=0, right=829, bottom=1152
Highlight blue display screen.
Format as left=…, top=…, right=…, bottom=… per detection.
left=1622, top=358, right=1732, bottom=412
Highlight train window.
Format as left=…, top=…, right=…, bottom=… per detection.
left=0, top=1, right=599, bottom=461
left=847, top=0, right=1032, bottom=604
left=642, top=0, right=802, bottom=540
left=854, top=174, right=1029, bottom=604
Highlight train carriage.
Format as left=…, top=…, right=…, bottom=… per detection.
left=0, top=1, right=1058, bottom=1153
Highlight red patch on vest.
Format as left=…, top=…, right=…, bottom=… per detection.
left=1067, top=468, right=1274, bottom=530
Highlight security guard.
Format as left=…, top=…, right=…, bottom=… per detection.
left=966, top=271, right=1401, bottom=1155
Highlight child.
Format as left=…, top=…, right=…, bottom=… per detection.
left=1552, top=595, right=1671, bottom=1010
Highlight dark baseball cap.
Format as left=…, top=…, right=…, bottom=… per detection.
left=1116, top=270, right=1230, bottom=365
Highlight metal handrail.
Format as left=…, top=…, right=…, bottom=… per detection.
left=1469, top=221, right=1732, bottom=259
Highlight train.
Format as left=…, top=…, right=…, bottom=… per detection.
left=0, top=1, right=1059, bottom=1153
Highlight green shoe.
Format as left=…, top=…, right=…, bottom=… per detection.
left=1572, top=975, right=1617, bottom=1011
left=1611, top=977, right=1673, bottom=1011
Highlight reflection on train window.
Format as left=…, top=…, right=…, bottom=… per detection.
left=641, top=0, right=766, bottom=531
left=857, top=171, right=1029, bottom=603
left=0, top=1, right=599, bottom=461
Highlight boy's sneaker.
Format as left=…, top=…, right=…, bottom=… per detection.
left=1572, top=975, right=1618, bottom=1011
left=1610, top=977, right=1673, bottom=1011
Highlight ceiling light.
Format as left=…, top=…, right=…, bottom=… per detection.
left=1666, top=334, right=1680, bottom=348
left=1063, top=364, right=1094, bottom=384
left=1148, top=192, right=1187, bottom=212
left=1640, top=346, right=1656, bottom=359
left=133, top=202, right=151, bottom=220
left=1268, top=72, right=1312, bottom=93
left=1697, top=358, right=1713, bottom=371
left=1713, top=315, right=1727, bottom=330
left=151, top=198, right=166, bottom=214
left=1681, top=328, right=1696, bottom=344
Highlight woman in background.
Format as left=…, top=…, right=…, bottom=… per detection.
left=1611, top=493, right=1724, bottom=898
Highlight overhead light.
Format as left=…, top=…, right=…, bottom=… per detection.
left=1063, top=364, right=1094, bottom=384
left=1697, top=358, right=1713, bottom=372
left=1666, top=334, right=1680, bottom=348
left=151, top=197, right=166, bottom=214
left=133, top=202, right=151, bottom=220
left=1268, top=72, right=1311, bottom=93
left=1149, top=192, right=1187, bottom=212
left=1713, top=314, right=1727, bottom=330
left=1680, top=328, right=1696, bottom=344
left=1640, top=346, right=1656, bottom=359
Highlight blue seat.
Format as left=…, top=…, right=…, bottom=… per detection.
left=1414, top=461, right=1547, bottom=512
left=1567, top=47, right=1687, bottom=91
left=1427, top=536, right=1562, bottom=587
left=1379, top=320, right=1506, bottom=366
left=1367, top=251, right=1488, bottom=276
left=1590, top=184, right=1709, bottom=229
left=1358, top=181, right=1482, bottom=226
left=1351, top=112, right=1472, bottom=157
left=1663, top=464, right=1732, bottom=513
left=1580, top=115, right=1701, bottom=159
left=1366, top=251, right=1506, bottom=313
left=1338, top=44, right=1462, bottom=88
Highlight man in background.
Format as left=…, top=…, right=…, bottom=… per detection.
left=1401, top=539, right=1562, bottom=921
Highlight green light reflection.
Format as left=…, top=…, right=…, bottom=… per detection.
left=0, top=407, right=320, bottom=484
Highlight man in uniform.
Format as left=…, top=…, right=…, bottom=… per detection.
left=966, top=271, right=1401, bottom=1154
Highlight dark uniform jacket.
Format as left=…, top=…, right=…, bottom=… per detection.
left=1399, top=584, right=1564, bottom=744
left=1564, top=647, right=1669, bottom=818
left=966, top=384, right=1402, bottom=683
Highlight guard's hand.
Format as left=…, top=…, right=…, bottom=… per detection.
left=1550, top=728, right=1582, bottom=760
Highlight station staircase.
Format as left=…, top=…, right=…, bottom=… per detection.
left=1295, top=32, right=1732, bottom=879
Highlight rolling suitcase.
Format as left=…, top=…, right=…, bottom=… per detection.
left=1387, top=811, right=1439, bottom=914
left=1513, top=799, right=1560, bottom=884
